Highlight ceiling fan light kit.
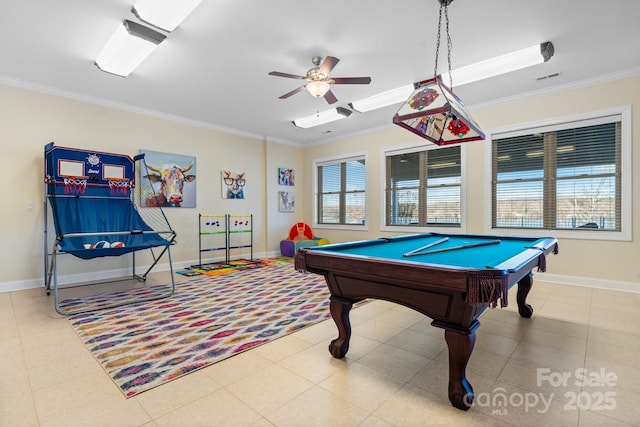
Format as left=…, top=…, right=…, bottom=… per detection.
left=269, top=56, right=371, bottom=105
left=306, top=80, right=331, bottom=97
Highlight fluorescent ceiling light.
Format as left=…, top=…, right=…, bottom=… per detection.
left=349, top=84, right=414, bottom=113
left=95, top=20, right=166, bottom=77
left=443, top=42, right=554, bottom=87
left=133, top=0, right=203, bottom=32
left=351, top=42, right=554, bottom=113
left=293, top=107, right=352, bottom=129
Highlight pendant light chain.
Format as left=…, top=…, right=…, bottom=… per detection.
left=433, top=3, right=443, bottom=79
left=445, top=4, right=453, bottom=89
left=433, top=1, right=454, bottom=89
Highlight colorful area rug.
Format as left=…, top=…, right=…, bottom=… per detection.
left=65, top=262, right=331, bottom=397
left=177, top=257, right=292, bottom=277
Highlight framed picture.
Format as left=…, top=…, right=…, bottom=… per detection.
left=278, top=168, right=295, bottom=186
left=140, top=150, right=196, bottom=208
left=278, top=191, right=295, bottom=212
left=222, top=171, right=246, bottom=199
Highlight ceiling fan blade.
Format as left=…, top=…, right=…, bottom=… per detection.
left=332, top=77, right=372, bottom=85
left=279, top=85, right=306, bottom=99
left=268, top=71, right=306, bottom=79
left=323, top=89, right=338, bottom=105
left=319, top=56, right=340, bottom=76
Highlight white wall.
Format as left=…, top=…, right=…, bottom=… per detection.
left=301, top=75, right=640, bottom=288
left=0, top=83, right=304, bottom=291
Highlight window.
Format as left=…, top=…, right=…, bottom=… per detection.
left=316, top=155, right=366, bottom=226
left=489, top=107, right=630, bottom=239
left=385, top=145, right=462, bottom=228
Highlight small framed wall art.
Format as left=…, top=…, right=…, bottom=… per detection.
left=278, top=168, right=295, bottom=186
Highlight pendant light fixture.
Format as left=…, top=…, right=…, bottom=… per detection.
left=393, top=0, right=485, bottom=145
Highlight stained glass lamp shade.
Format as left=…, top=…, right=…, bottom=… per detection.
left=393, top=76, right=485, bottom=146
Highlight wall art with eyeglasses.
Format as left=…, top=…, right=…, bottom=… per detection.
left=221, top=170, right=246, bottom=199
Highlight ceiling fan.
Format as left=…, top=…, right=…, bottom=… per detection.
left=268, top=56, right=371, bottom=104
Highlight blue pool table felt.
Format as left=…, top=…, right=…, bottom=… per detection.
left=313, top=234, right=547, bottom=270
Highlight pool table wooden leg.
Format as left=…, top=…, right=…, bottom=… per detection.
left=444, top=329, right=476, bottom=410
left=328, top=296, right=353, bottom=358
left=517, top=272, right=534, bottom=318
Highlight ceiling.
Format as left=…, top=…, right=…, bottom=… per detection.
left=2, top=0, right=639, bottom=146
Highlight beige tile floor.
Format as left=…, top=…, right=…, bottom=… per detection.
left=1, top=272, right=640, bottom=427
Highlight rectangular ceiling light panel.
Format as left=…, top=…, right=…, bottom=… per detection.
left=95, top=20, right=166, bottom=77
left=350, top=84, right=414, bottom=113
left=133, top=0, right=203, bottom=32
left=352, top=42, right=553, bottom=113
left=293, top=107, right=352, bottom=129
left=443, top=44, right=551, bottom=87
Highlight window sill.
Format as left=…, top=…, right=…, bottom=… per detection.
left=485, top=227, right=630, bottom=242
left=381, top=224, right=464, bottom=234
left=313, top=223, right=369, bottom=232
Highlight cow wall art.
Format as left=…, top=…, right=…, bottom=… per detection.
left=140, top=150, right=196, bottom=208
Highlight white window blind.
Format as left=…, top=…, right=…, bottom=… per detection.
left=317, top=157, right=366, bottom=225
left=492, top=119, right=621, bottom=231
left=386, top=145, right=461, bottom=227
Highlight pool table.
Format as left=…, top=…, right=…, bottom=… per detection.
left=294, top=233, right=558, bottom=410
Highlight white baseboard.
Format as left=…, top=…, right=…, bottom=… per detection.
left=1, top=251, right=277, bottom=294
left=11, top=256, right=633, bottom=295
left=535, top=273, right=640, bottom=294
left=2, top=262, right=180, bottom=293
